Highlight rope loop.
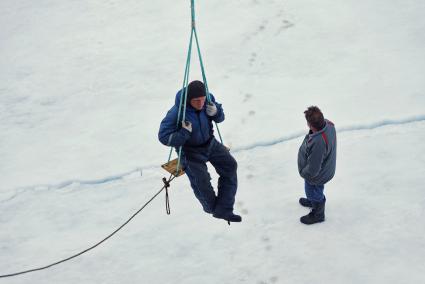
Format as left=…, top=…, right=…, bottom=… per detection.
left=163, top=177, right=171, bottom=215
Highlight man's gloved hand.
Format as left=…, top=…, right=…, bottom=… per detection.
left=182, top=121, right=192, bottom=132
left=206, top=102, right=218, bottom=116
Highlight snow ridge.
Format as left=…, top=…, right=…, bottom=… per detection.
left=0, top=168, right=143, bottom=204
left=1, top=115, right=424, bottom=203
left=234, top=114, right=425, bottom=152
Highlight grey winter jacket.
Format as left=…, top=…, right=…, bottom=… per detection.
left=298, top=120, right=337, bottom=185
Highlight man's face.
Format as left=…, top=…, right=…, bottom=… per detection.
left=190, top=96, right=206, bottom=110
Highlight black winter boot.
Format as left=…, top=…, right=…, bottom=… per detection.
left=299, top=197, right=312, bottom=208
left=300, top=199, right=325, bottom=225
left=213, top=212, right=242, bottom=223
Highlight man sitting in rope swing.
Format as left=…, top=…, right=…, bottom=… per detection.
left=158, top=80, right=242, bottom=223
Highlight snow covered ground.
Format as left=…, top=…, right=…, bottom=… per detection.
left=1, top=0, right=425, bottom=283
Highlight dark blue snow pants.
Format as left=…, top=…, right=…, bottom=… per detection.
left=182, top=138, right=238, bottom=215
left=304, top=180, right=325, bottom=203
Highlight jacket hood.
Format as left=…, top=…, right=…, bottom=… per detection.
left=174, top=89, right=185, bottom=106
left=309, top=120, right=329, bottom=138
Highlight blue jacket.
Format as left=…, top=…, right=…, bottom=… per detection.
left=158, top=89, right=224, bottom=148
left=297, top=120, right=337, bottom=185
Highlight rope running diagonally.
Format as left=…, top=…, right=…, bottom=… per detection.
left=0, top=174, right=175, bottom=279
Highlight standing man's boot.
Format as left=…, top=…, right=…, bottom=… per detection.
left=300, top=199, right=325, bottom=225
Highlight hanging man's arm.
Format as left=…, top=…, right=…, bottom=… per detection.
left=158, top=106, right=192, bottom=147
left=207, top=94, right=225, bottom=123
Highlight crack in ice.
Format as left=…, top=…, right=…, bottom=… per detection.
left=1, top=115, right=424, bottom=203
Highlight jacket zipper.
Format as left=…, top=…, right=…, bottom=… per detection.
left=197, top=112, right=206, bottom=142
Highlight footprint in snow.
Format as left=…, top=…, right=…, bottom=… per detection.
left=237, top=201, right=249, bottom=215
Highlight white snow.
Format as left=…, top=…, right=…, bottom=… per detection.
left=1, top=0, right=425, bottom=283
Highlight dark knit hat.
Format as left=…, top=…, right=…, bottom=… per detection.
left=187, top=80, right=206, bottom=102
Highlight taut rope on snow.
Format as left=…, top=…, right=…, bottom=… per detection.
left=0, top=0, right=220, bottom=278
left=0, top=175, right=175, bottom=279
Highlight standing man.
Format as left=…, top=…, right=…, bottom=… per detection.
left=298, top=106, right=337, bottom=225
left=158, top=80, right=241, bottom=223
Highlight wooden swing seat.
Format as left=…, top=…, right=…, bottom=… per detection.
left=161, top=158, right=185, bottom=177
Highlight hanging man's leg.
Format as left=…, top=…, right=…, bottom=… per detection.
left=208, top=140, right=241, bottom=222
left=183, top=152, right=217, bottom=214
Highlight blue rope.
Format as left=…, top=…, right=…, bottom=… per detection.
left=193, top=28, right=224, bottom=144
left=168, top=28, right=194, bottom=165
left=193, top=29, right=210, bottom=102
left=171, top=0, right=224, bottom=175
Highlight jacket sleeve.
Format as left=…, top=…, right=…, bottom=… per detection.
left=209, top=94, right=225, bottom=123
left=158, top=106, right=191, bottom=147
left=300, top=139, right=326, bottom=180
